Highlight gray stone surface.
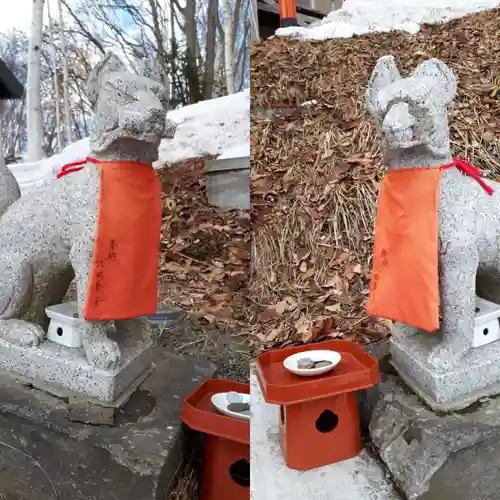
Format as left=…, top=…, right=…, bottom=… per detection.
left=205, top=156, right=250, bottom=210
left=0, top=52, right=173, bottom=371
left=390, top=329, right=500, bottom=411
left=367, top=55, right=500, bottom=374
left=358, top=339, right=392, bottom=431
left=250, top=365, right=401, bottom=500
left=0, top=318, right=156, bottom=403
left=421, top=434, right=500, bottom=500
left=0, top=350, right=216, bottom=500
left=370, top=375, right=500, bottom=500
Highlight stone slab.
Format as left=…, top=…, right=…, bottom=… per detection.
left=204, top=157, right=250, bottom=210
left=357, top=339, right=392, bottom=432
left=0, top=350, right=217, bottom=500
left=0, top=319, right=157, bottom=403
left=250, top=366, right=401, bottom=500
left=390, top=331, right=500, bottom=411
left=370, top=375, right=500, bottom=500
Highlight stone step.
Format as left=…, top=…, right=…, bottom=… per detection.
left=250, top=366, right=401, bottom=500
left=0, top=351, right=216, bottom=500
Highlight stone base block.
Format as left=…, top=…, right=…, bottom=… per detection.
left=0, top=319, right=159, bottom=403
left=390, top=329, right=500, bottom=411
left=0, top=350, right=216, bottom=500
left=370, top=375, right=500, bottom=500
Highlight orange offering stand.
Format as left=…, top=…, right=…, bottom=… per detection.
left=256, top=340, right=379, bottom=471
left=181, top=379, right=250, bottom=500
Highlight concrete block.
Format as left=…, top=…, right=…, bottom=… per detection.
left=250, top=366, right=400, bottom=500
left=204, top=156, right=250, bottom=210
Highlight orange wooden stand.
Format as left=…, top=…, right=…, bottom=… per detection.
left=257, top=340, right=378, bottom=471
left=181, top=379, right=250, bottom=500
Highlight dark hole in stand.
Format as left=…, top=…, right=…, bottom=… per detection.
left=475, top=307, right=480, bottom=313
left=484, top=328, right=489, bottom=336
left=280, top=406, right=285, bottom=425
left=56, top=327, right=63, bottom=337
left=315, top=410, right=339, bottom=433
left=229, top=459, right=250, bottom=487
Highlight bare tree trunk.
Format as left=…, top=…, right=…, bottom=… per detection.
left=47, top=0, right=63, bottom=152
left=182, top=0, right=202, bottom=102
left=203, top=0, right=218, bottom=99
left=27, top=0, right=45, bottom=162
left=250, top=0, right=259, bottom=41
left=0, top=103, right=5, bottom=169
left=57, top=0, right=72, bottom=144
left=148, top=0, right=170, bottom=90
left=223, top=0, right=235, bottom=94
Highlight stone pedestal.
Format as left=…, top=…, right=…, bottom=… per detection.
left=0, top=350, right=216, bottom=500
left=370, top=375, right=500, bottom=500
left=390, top=326, right=500, bottom=411
left=0, top=318, right=158, bottom=403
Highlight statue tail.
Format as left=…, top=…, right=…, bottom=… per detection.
left=0, top=164, right=21, bottom=217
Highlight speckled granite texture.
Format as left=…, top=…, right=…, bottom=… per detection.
left=0, top=52, right=173, bottom=377
left=390, top=327, right=500, bottom=411
left=0, top=318, right=157, bottom=402
left=367, top=56, right=500, bottom=376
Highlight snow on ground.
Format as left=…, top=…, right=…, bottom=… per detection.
left=9, top=138, right=90, bottom=193
left=217, top=143, right=250, bottom=160
left=276, top=0, right=500, bottom=40
left=157, top=89, right=250, bottom=166
left=9, top=90, right=250, bottom=192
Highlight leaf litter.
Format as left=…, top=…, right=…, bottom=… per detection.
left=249, top=8, right=500, bottom=349
left=156, top=157, right=251, bottom=330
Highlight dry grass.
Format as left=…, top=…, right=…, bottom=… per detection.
left=166, top=467, right=198, bottom=500
left=249, top=9, right=500, bottom=347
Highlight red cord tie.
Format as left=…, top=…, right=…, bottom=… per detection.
left=441, top=157, right=494, bottom=196
left=56, top=157, right=99, bottom=179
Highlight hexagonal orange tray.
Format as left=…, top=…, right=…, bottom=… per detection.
left=256, top=340, right=379, bottom=405
left=182, top=378, right=250, bottom=445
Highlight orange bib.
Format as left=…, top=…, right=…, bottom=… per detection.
left=58, top=157, right=162, bottom=321
left=366, top=158, right=493, bottom=332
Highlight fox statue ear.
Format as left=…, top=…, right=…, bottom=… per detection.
left=87, top=52, right=127, bottom=108
left=366, top=55, right=401, bottom=118
left=412, top=59, right=457, bottom=104
left=137, top=59, right=163, bottom=84
left=136, top=58, right=170, bottom=112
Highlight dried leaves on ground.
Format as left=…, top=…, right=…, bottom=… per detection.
left=157, top=158, right=251, bottom=329
left=249, top=9, right=500, bottom=348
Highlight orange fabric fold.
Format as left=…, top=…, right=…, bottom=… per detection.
left=366, top=168, right=441, bottom=332
left=84, top=159, right=162, bottom=321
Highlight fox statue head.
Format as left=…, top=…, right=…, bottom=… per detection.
left=87, top=53, right=176, bottom=164
left=367, top=55, right=457, bottom=169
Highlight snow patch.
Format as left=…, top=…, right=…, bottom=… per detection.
left=157, top=90, right=250, bottom=166
left=9, top=138, right=90, bottom=193
left=218, top=143, right=250, bottom=160
left=276, top=0, right=500, bottom=40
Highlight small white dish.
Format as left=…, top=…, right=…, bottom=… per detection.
left=283, top=350, right=342, bottom=377
left=211, top=392, right=251, bottom=422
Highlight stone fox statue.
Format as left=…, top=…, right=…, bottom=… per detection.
left=367, top=55, right=500, bottom=369
left=0, top=53, right=173, bottom=370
